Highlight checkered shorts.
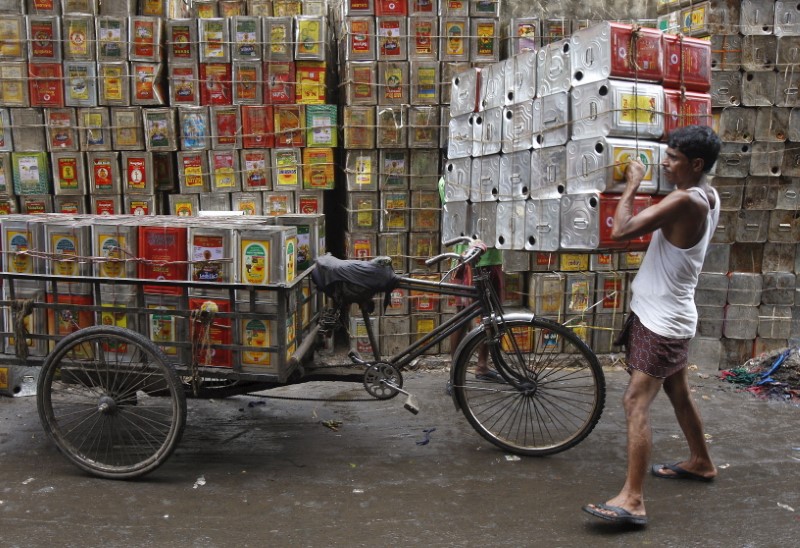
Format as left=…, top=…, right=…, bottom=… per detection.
left=616, top=313, right=691, bottom=379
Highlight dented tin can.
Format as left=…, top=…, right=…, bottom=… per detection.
left=471, top=106, right=502, bottom=156
left=494, top=200, right=526, bottom=250
left=470, top=153, right=500, bottom=202
left=443, top=156, right=470, bottom=202
left=530, top=145, right=567, bottom=198
left=498, top=151, right=530, bottom=201
left=209, top=105, right=241, bottom=149
left=566, top=137, right=661, bottom=194
left=570, top=79, right=664, bottom=140
left=756, top=107, right=790, bottom=142
left=570, top=22, right=664, bottom=87
left=524, top=197, right=561, bottom=252
left=167, top=62, right=199, bottom=106
left=776, top=1, right=800, bottom=35
left=503, top=51, right=537, bottom=106
left=441, top=200, right=468, bottom=242
left=501, top=101, right=535, bottom=152
left=450, top=66, right=479, bottom=116
left=716, top=107, right=756, bottom=142
left=742, top=35, right=777, bottom=72
left=446, top=112, right=473, bottom=159
left=559, top=192, right=600, bottom=250
left=711, top=34, right=742, bottom=71
left=537, top=39, right=571, bottom=97
left=750, top=141, right=784, bottom=176
left=468, top=200, right=496, bottom=244
left=533, top=92, right=570, bottom=148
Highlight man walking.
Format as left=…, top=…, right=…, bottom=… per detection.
left=583, top=125, right=722, bottom=526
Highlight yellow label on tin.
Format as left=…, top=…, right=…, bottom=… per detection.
left=0, top=367, right=8, bottom=390
left=620, top=93, right=658, bottom=124
left=559, top=253, right=589, bottom=272
left=241, top=239, right=270, bottom=284
left=242, top=318, right=272, bottom=366
left=613, top=148, right=655, bottom=182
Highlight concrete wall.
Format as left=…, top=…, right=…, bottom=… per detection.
left=502, top=0, right=655, bottom=21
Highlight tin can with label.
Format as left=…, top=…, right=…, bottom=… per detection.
left=209, top=149, right=241, bottom=193
left=27, top=15, right=61, bottom=62
left=443, top=156, right=470, bottom=202
left=10, top=108, right=44, bottom=152
left=571, top=80, right=664, bottom=140
left=141, top=294, right=184, bottom=361
left=177, top=106, right=210, bottom=151
left=51, top=151, right=85, bottom=196
left=188, top=226, right=233, bottom=297
left=18, top=194, right=53, bottom=214
left=229, top=61, right=261, bottom=105
left=407, top=15, right=437, bottom=60
left=95, top=17, right=127, bottom=61
left=0, top=15, right=26, bottom=62
left=498, top=151, right=530, bottom=201
left=375, top=16, right=406, bottom=62
left=168, top=194, right=198, bottom=216
left=0, top=152, right=12, bottom=193
left=176, top=150, right=208, bottom=194
left=62, top=14, right=95, bottom=61
left=128, top=16, right=162, bottom=63
left=411, top=189, right=440, bottom=232
left=598, top=193, right=653, bottom=250
left=305, top=104, right=337, bottom=147
left=165, top=18, right=196, bottom=62
left=197, top=18, right=229, bottom=64
left=302, top=147, right=334, bottom=190
left=564, top=272, right=595, bottom=317
left=86, top=151, right=119, bottom=195
left=121, top=151, right=154, bottom=194
left=378, top=149, right=409, bottom=191
left=164, top=62, right=197, bottom=105
left=197, top=62, right=231, bottom=106
left=559, top=192, right=600, bottom=250
left=470, top=154, right=500, bottom=202
left=27, top=62, right=64, bottom=107
left=344, top=61, right=377, bottom=105
left=125, top=194, right=156, bottom=216
left=378, top=231, right=407, bottom=273
left=663, top=90, right=713, bottom=136
left=440, top=17, right=469, bottom=62
left=381, top=190, right=410, bottom=232
left=295, top=15, right=326, bottom=61
left=409, top=61, right=439, bottom=105
left=376, top=106, right=407, bottom=148
left=531, top=145, right=567, bottom=198
left=237, top=301, right=280, bottom=373
left=345, top=231, right=376, bottom=260
left=0, top=62, right=29, bottom=107
left=208, top=105, right=240, bottom=149
left=230, top=15, right=261, bottom=62
left=44, top=108, right=77, bottom=152
left=407, top=105, right=439, bottom=149
left=378, top=61, right=409, bottom=105
left=96, top=62, right=129, bottom=106
left=46, top=293, right=94, bottom=355
left=471, top=106, right=502, bottom=156
left=527, top=272, right=565, bottom=317
left=91, top=219, right=138, bottom=280
left=344, top=17, right=376, bottom=62
left=594, top=271, right=626, bottom=315
left=570, top=22, right=663, bottom=87
left=43, top=221, right=91, bottom=294
left=469, top=200, right=496, bottom=245
left=346, top=150, right=378, bottom=191
left=342, top=106, right=376, bottom=149
left=53, top=195, right=85, bottom=214
left=408, top=231, right=439, bottom=274
left=187, top=296, right=232, bottom=367
left=263, top=191, right=294, bottom=216
left=507, top=18, right=540, bottom=56
left=441, top=200, right=468, bottom=242
left=591, top=252, right=619, bottom=272
left=12, top=151, right=50, bottom=194
left=272, top=147, right=302, bottom=191
left=409, top=149, right=440, bottom=191
left=524, top=197, right=561, bottom=251
left=662, top=34, right=711, bottom=92
left=262, top=16, right=293, bottom=61
left=78, top=107, right=111, bottom=150
left=143, top=107, right=177, bottom=152
left=537, top=39, right=571, bottom=97
left=89, top=195, right=121, bottom=215
left=237, top=149, right=270, bottom=191
left=137, top=222, right=188, bottom=294
left=470, top=18, right=499, bottom=63
left=567, top=136, right=661, bottom=194
left=295, top=191, right=323, bottom=215
left=495, top=200, right=526, bottom=250
left=273, top=104, right=305, bottom=147
left=446, top=112, right=474, bottom=159
left=560, top=253, right=590, bottom=272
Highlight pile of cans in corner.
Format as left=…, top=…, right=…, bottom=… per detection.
left=0, top=212, right=325, bottom=377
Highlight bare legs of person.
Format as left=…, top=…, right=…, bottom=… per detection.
left=584, top=367, right=716, bottom=525
left=449, top=324, right=492, bottom=377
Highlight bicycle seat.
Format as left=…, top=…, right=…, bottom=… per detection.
left=312, top=253, right=400, bottom=312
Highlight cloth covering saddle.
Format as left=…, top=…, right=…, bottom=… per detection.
left=311, top=253, right=400, bottom=313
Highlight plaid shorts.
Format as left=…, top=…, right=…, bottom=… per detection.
left=616, top=313, right=691, bottom=379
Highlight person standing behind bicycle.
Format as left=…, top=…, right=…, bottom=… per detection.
left=438, top=177, right=505, bottom=382
left=583, top=125, right=721, bottom=526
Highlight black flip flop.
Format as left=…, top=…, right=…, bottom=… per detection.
left=651, top=463, right=714, bottom=482
left=475, top=370, right=507, bottom=383
left=582, top=503, right=648, bottom=526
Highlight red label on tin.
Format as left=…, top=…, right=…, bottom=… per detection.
left=599, top=194, right=652, bottom=250
left=242, top=105, right=274, bottom=148
left=662, top=34, right=711, bottom=92
left=199, top=63, right=232, bottom=105
left=609, top=23, right=663, bottom=83
left=133, top=20, right=156, bottom=58
left=139, top=226, right=188, bottom=294
left=264, top=62, right=296, bottom=104
left=664, top=89, right=712, bottom=137
left=170, top=24, right=192, bottom=59
left=92, top=158, right=113, bottom=191
left=126, top=157, right=148, bottom=190
left=30, top=20, right=56, bottom=59
left=28, top=63, right=64, bottom=107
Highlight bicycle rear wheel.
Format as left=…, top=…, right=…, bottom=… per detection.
left=37, top=326, right=187, bottom=479
left=452, top=316, right=605, bottom=456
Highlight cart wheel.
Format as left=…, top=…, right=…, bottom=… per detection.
left=37, top=326, right=187, bottom=480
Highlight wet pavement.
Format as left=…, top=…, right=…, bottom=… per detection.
left=1, top=363, right=798, bottom=547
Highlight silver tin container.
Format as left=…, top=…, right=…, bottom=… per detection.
left=0, top=62, right=29, bottom=107
left=722, top=305, right=759, bottom=340
left=294, top=15, right=326, bottom=61
left=410, top=61, right=440, bottom=105
left=710, top=70, right=743, bottom=107
left=701, top=243, right=731, bottom=274
left=776, top=1, right=800, bottom=35
left=560, top=192, right=600, bottom=250
left=709, top=176, right=745, bottom=210
left=740, top=0, right=776, bottom=35
left=728, top=273, right=763, bottom=305
left=768, top=209, right=800, bottom=242
left=409, top=232, right=440, bottom=273
left=43, top=221, right=92, bottom=294
left=177, top=150, right=210, bottom=194
left=711, top=34, right=742, bottom=71
left=498, top=150, right=530, bottom=201
left=378, top=232, right=407, bottom=273
left=165, top=18, right=198, bottom=62
left=231, top=15, right=262, bottom=62
left=449, top=66, right=479, bottom=116
left=735, top=210, right=770, bottom=242
left=749, top=142, right=784, bottom=176
left=471, top=106, right=502, bottom=157
left=169, top=193, right=199, bottom=216
left=121, top=151, right=154, bottom=194
left=98, top=61, right=131, bottom=106
left=90, top=194, right=122, bottom=215
left=758, top=305, right=792, bottom=339
left=470, top=154, right=500, bottom=202
left=527, top=272, right=565, bottom=317
left=446, top=112, right=473, bottom=159
left=566, top=137, right=661, bottom=194
left=495, top=200, right=526, bottom=250
left=501, top=101, right=535, bottom=152
left=240, top=149, right=271, bottom=192
left=110, top=106, right=144, bottom=150
left=571, top=79, right=664, bottom=140
left=441, top=200, right=468, bottom=242
left=776, top=178, right=800, bottom=209
left=96, top=15, right=128, bottom=61
left=713, top=143, right=752, bottom=177
left=51, top=151, right=86, bottom=195
left=44, top=108, right=77, bottom=152
left=530, top=145, right=567, bottom=198
left=741, top=71, right=775, bottom=106
left=524, top=197, right=561, bottom=251
left=564, top=272, right=596, bottom=316
left=143, top=107, right=178, bottom=152
left=53, top=195, right=85, bottom=214
left=717, top=107, right=756, bottom=142
left=408, top=15, right=438, bottom=60
left=0, top=15, right=26, bottom=62
left=198, top=18, right=230, bottom=63
left=62, top=14, right=95, bottom=61
left=533, top=92, right=570, bottom=148
left=209, top=149, right=241, bottom=193
left=343, top=16, right=376, bottom=62
left=468, top=201, right=496, bottom=244
left=503, top=51, right=537, bottom=106
left=594, top=271, right=626, bottom=315
left=440, top=61, right=470, bottom=105
left=10, top=108, right=45, bottom=151
left=344, top=61, right=378, bottom=105
left=381, top=190, right=410, bottom=233
left=695, top=272, right=730, bottom=307
left=86, top=151, right=121, bottom=195
left=79, top=107, right=111, bottom=151
left=777, top=36, right=800, bottom=69
left=231, top=192, right=262, bottom=215
left=443, top=156, right=471, bottom=202
left=178, top=106, right=210, bottom=151
left=63, top=61, right=97, bottom=107
left=476, top=62, right=506, bottom=110
left=537, top=39, right=571, bottom=97
left=409, top=149, right=440, bottom=190
left=210, top=105, right=241, bottom=150
left=262, top=16, right=293, bottom=62
left=506, top=18, right=541, bottom=56
left=775, top=69, right=800, bottom=107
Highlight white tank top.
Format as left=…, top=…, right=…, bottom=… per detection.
left=630, top=186, right=720, bottom=338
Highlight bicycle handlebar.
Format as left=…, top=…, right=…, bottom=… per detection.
left=425, top=236, right=488, bottom=267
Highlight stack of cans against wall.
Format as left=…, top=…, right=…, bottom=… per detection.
left=443, top=20, right=713, bottom=352
left=657, top=0, right=800, bottom=368
left=0, top=212, right=324, bottom=379
left=332, top=0, right=502, bottom=356
left=0, top=0, right=335, bottom=220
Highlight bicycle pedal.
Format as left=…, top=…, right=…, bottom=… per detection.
left=348, top=350, right=366, bottom=365
left=403, top=394, right=420, bottom=415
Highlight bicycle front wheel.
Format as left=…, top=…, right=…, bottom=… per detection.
left=452, top=316, right=605, bottom=456
left=37, top=326, right=187, bottom=479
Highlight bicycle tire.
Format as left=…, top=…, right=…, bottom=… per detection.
left=36, top=326, right=187, bottom=479
left=452, top=316, right=605, bottom=456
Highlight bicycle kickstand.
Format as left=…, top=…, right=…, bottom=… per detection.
left=380, top=380, right=420, bottom=415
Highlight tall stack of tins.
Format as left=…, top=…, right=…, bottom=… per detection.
left=0, top=213, right=309, bottom=378
left=659, top=0, right=800, bottom=368
left=445, top=20, right=715, bottom=354
left=334, top=0, right=501, bottom=356
left=0, top=1, right=335, bottom=219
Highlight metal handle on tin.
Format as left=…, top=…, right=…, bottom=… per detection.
left=779, top=223, right=792, bottom=231
left=745, top=223, right=760, bottom=230
left=589, top=101, right=597, bottom=120
left=582, top=156, right=589, bottom=177
left=574, top=217, right=589, bottom=229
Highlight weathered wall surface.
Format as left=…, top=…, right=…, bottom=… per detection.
left=502, top=0, right=656, bottom=21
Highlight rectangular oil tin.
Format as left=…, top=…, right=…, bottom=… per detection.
left=570, top=79, right=664, bottom=140
left=524, top=197, right=561, bottom=251
left=566, top=137, right=661, bottom=194
left=503, top=51, right=537, bottom=106
left=51, top=151, right=85, bottom=195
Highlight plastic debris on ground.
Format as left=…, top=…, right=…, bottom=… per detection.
left=719, top=348, right=800, bottom=403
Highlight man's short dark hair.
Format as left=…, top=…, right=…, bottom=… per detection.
left=666, top=125, right=721, bottom=173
